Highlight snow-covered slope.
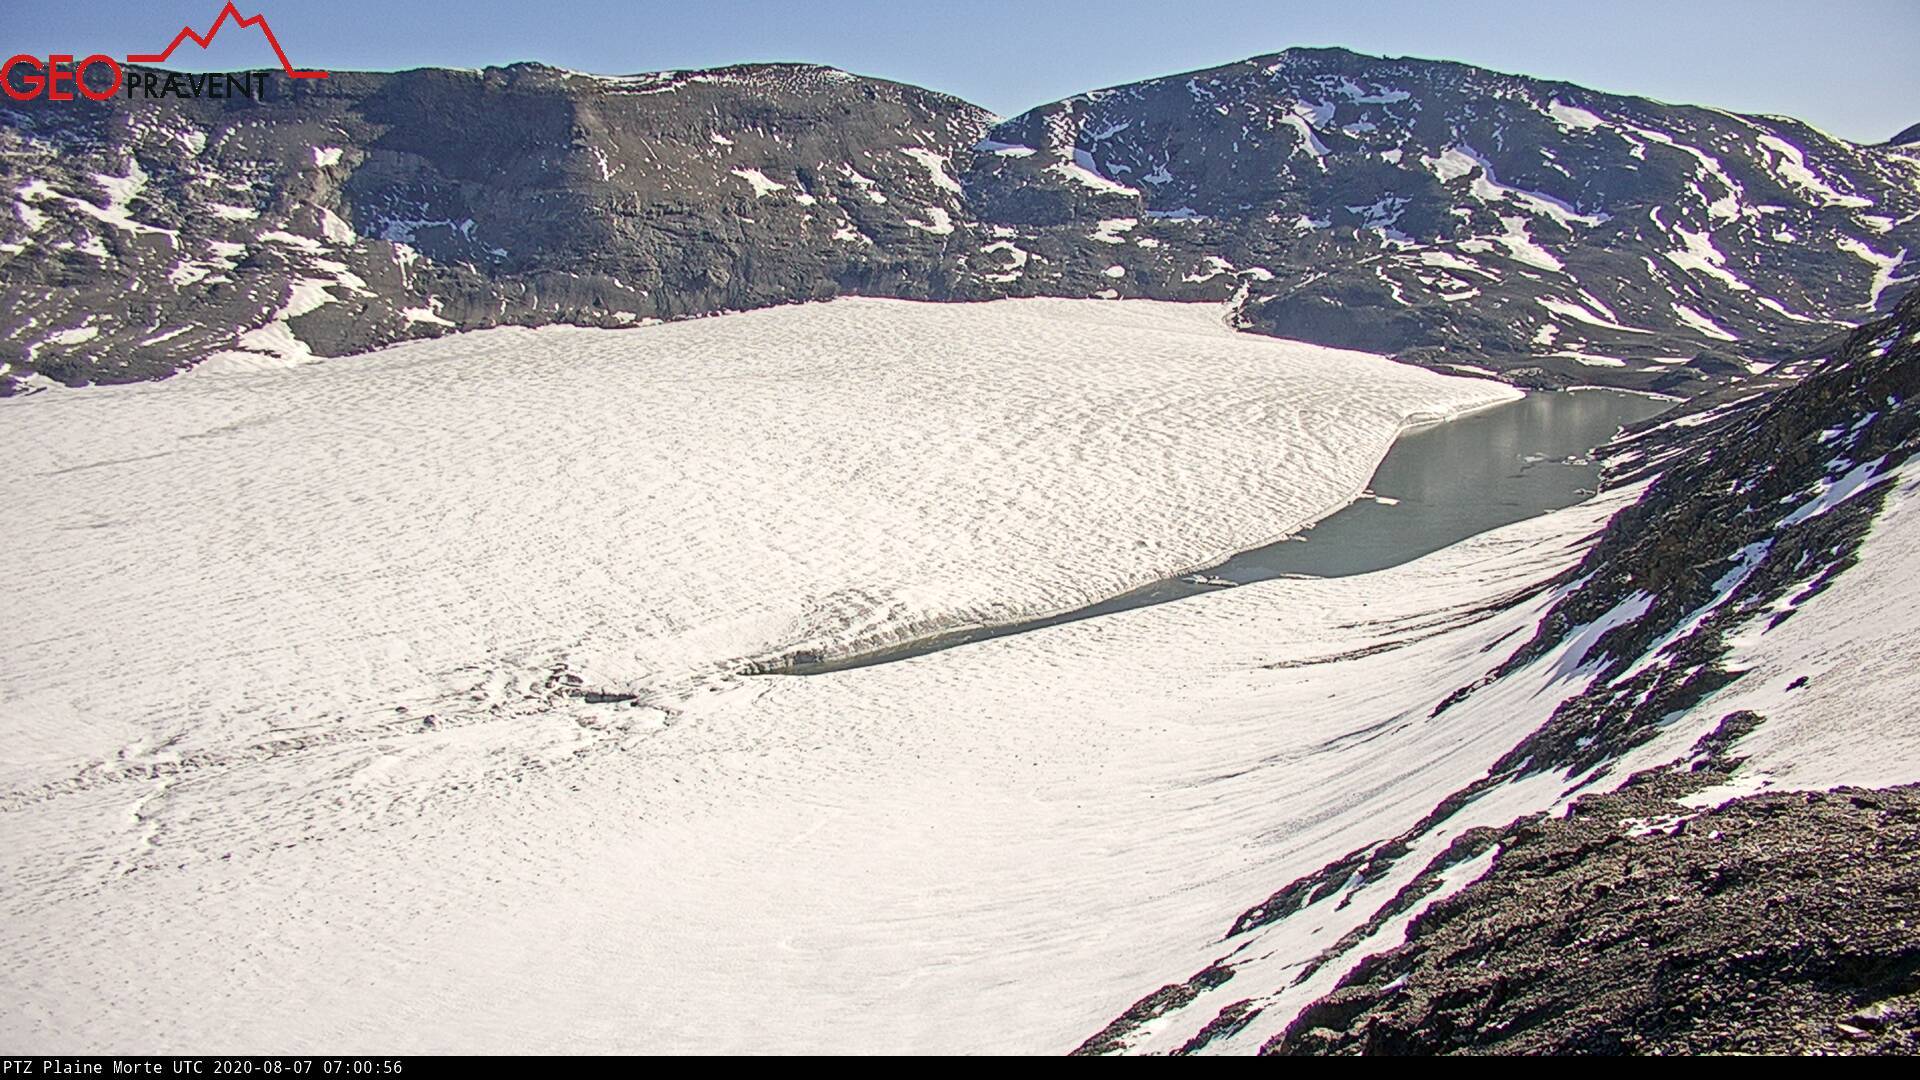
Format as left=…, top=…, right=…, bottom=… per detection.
left=0, top=412, right=1597, bottom=1054
left=0, top=296, right=1543, bottom=1054
left=1080, top=289, right=1920, bottom=1055
left=0, top=298, right=1513, bottom=776
left=3, top=281, right=1917, bottom=1053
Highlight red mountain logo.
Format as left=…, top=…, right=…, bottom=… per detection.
left=126, top=3, right=329, bottom=79
left=2, top=4, right=326, bottom=102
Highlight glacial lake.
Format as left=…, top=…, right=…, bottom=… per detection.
left=776, top=388, right=1674, bottom=675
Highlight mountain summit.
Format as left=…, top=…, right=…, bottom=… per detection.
left=2, top=49, right=1914, bottom=394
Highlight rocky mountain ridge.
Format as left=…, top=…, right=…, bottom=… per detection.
left=1076, top=286, right=1920, bottom=1056
left=3, top=48, right=1915, bottom=395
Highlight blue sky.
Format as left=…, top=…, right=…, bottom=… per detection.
left=10, top=1, right=1917, bottom=142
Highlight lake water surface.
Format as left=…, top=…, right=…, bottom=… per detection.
left=779, top=388, right=1673, bottom=674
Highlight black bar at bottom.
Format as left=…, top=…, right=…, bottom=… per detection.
left=0, top=1060, right=632, bottom=1076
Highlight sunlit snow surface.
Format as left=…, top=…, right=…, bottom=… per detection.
left=1, top=298, right=1516, bottom=757
left=1617, top=463, right=1920, bottom=801
left=0, top=298, right=1543, bottom=1052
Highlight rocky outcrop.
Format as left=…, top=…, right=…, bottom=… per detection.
left=1078, top=287, right=1920, bottom=1056
left=971, top=48, right=1918, bottom=378
left=4, top=49, right=1916, bottom=395
left=1273, top=768, right=1920, bottom=1055
left=0, top=62, right=994, bottom=390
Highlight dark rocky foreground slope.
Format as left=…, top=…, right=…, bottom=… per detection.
left=1277, top=766, right=1920, bottom=1055
left=1078, top=289, right=1920, bottom=1055
left=3, top=49, right=1916, bottom=394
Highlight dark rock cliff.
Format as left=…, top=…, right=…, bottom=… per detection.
left=4, top=50, right=1915, bottom=395
left=1080, top=288, right=1920, bottom=1055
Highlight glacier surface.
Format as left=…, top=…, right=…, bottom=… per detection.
left=0, top=297, right=1538, bottom=1052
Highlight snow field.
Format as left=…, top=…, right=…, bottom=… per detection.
left=0, top=297, right=1525, bottom=1050
left=1611, top=462, right=1920, bottom=799
left=8, top=295, right=1913, bottom=1053
left=0, top=298, right=1516, bottom=772
left=0, top=469, right=1618, bottom=1054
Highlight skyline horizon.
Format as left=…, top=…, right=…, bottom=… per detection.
left=6, top=1, right=1915, bottom=144
left=84, top=42, right=1920, bottom=147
